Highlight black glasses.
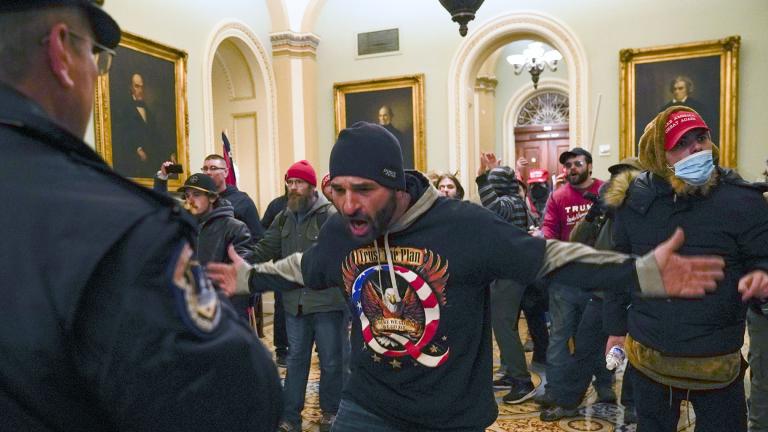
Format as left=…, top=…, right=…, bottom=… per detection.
left=201, top=166, right=226, bottom=172
left=68, top=31, right=114, bottom=75
left=41, top=29, right=115, bottom=75
left=563, top=160, right=585, bottom=169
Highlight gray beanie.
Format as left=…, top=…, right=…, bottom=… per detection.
left=329, top=121, right=406, bottom=190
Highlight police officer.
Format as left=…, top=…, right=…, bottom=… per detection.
left=0, top=1, right=281, bottom=430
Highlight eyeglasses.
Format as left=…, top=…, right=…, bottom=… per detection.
left=285, top=179, right=309, bottom=188
left=201, top=166, right=226, bottom=172
left=68, top=30, right=115, bottom=75
left=41, top=29, right=115, bottom=75
left=563, top=160, right=586, bottom=169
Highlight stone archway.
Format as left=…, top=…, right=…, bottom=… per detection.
left=202, top=20, right=279, bottom=210
left=447, top=11, right=588, bottom=190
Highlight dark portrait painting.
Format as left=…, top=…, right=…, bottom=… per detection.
left=635, top=56, right=720, bottom=154
left=344, top=87, right=414, bottom=169
left=334, top=75, right=425, bottom=171
left=619, top=36, right=739, bottom=167
left=94, top=32, right=189, bottom=188
left=109, top=47, right=177, bottom=179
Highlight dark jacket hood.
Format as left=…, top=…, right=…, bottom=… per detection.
left=487, top=166, right=520, bottom=197
left=199, top=198, right=235, bottom=225
left=387, top=170, right=439, bottom=235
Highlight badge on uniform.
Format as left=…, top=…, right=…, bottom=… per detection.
left=171, top=242, right=221, bottom=335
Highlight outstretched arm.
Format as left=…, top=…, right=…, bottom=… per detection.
left=543, top=228, right=724, bottom=298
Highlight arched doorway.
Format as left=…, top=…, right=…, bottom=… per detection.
left=203, top=21, right=279, bottom=210
left=447, top=11, right=588, bottom=191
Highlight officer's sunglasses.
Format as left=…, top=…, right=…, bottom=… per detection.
left=41, top=29, right=115, bottom=76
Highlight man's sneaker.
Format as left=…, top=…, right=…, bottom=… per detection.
left=275, top=353, right=288, bottom=368
left=319, top=412, right=336, bottom=432
left=493, top=375, right=514, bottom=389
left=595, top=386, right=617, bottom=404
left=502, top=380, right=536, bottom=404
left=540, top=406, right=579, bottom=422
left=277, top=421, right=299, bottom=432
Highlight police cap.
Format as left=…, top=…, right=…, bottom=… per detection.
left=0, top=0, right=121, bottom=49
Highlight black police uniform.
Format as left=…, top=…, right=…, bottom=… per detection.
left=0, top=83, right=281, bottom=430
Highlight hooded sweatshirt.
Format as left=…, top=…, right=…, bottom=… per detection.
left=287, top=171, right=645, bottom=430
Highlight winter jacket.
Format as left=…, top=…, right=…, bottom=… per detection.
left=612, top=168, right=768, bottom=356
left=250, top=193, right=346, bottom=316
left=0, top=83, right=281, bottom=431
left=195, top=199, right=253, bottom=266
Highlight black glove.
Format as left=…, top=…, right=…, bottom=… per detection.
left=584, top=201, right=604, bottom=223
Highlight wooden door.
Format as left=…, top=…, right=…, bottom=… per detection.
left=514, top=123, right=570, bottom=181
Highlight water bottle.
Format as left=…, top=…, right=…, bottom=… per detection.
left=606, top=345, right=626, bottom=371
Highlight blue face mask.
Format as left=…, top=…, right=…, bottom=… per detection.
left=672, top=150, right=714, bottom=186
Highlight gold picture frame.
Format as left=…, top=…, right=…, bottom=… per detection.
left=94, top=31, right=189, bottom=188
left=619, top=36, right=739, bottom=167
left=334, top=74, right=426, bottom=172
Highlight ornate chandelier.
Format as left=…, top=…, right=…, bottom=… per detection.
left=506, top=42, right=563, bottom=89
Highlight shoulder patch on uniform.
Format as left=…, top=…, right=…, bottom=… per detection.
left=170, top=242, right=221, bottom=336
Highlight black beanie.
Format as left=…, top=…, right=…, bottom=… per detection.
left=329, top=121, right=406, bottom=190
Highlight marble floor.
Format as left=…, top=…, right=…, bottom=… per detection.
left=256, top=295, right=704, bottom=431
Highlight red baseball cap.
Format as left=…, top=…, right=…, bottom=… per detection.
left=527, top=169, right=549, bottom=184
left=663, top=110, right=709, bottom=151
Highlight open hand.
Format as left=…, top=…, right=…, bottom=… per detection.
left=206, top=245, right=246, bottom=297
left=654, top=228, right=725, bottom=298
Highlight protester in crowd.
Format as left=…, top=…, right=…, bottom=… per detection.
left=538, top=148, right=615, bottom=411
left=434, top=172, right=465, bottom=200
left=208, top=122, right=727, bottom=432
left=610, top=107, right=768, bottom=431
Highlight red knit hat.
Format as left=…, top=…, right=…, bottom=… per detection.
left=285, top=160, right=317, bottom=186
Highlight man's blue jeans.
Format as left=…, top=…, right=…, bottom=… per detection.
left=283, top=310, right=345, bottom=427
left=545, top=283, right=612, bottom=396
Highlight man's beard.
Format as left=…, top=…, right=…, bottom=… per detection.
left=342, top=190, right=397, bottom=244
left=567, top=170, right=589, bottom=186
left=287, top=192, right=311, bottom=213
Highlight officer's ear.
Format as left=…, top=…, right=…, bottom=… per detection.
left=46, top=23, right=76, bottom=89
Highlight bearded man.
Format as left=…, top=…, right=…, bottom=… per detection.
left=608, top=107, right=768, bottom=431
left=247, top=160, right=346, bottom=432
left=538, top=147, right=616, bottom=411
left=208, top=122, right=731, bottom=431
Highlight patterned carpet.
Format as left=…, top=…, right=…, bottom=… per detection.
left=257, top=301, right=703, bottom=431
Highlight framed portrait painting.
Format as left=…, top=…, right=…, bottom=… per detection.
left=334, top=74, right=426, bottom=172
left=619, top=36, right=740, bottom=167
left=94, top=31, right=189, bottom=188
